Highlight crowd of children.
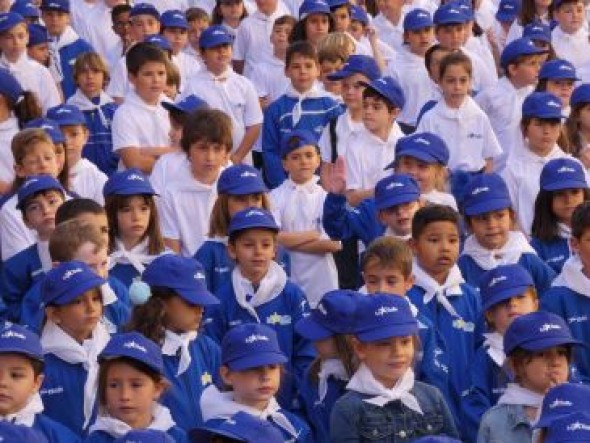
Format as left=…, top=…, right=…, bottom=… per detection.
left=2, top=0, right=590, bottom=441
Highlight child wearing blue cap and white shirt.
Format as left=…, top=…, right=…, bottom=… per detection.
left=491, top=0, right=520, bottom=53
left=87, top=332, right=188, bottom=442
left=192, top=411, right=285, bottom=443
left=126, top=254, right=221, bottom=431
left=330, top=294, right=459, bottom=441
left=551, top=0, right=590, bottom=69
left=200, top=323, right=313, bottom=442
left=477, top=311, right=582, bottom=443
left=536, top=59, right=579, bottom=116
left=27, top=23, right=51, bottom=67
left=565, top=84, right=590, bottom=163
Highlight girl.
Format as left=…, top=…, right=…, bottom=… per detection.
left=477, top=311, right=581, bottom=443
left=531, top=158, right=589, bottom=273
left=126, top=254, right=221, bottom=431
left=565, top=83, right=590, bottom=167
left=212, top=0, right=247, bottom=37
left=289, top=0, right=334, bottom=47
left=536, top=59, right=578, bottom=116
left=492, top=0, right=521, bottom=55
left=330, top=294, right=459, bottom=441
left=104, top=169, right=167, bottom=288
left=522, top=22, right=555, bottom=62
left=506, top=0, right=552, bottom=44
left=199, top=323, right=313, bottom=442
left=86, top=332, right=187, bottom=442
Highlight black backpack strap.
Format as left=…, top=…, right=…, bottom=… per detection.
left=329, top=117, right=338, bottom=163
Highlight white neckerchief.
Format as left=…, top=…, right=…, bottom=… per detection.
left=318, top=359, right=349, bottom=403
left=49, top=25, right=80, bottom=81
left=346, top=364, right=422, bottom=414
left=108, top=238, right=159, bottom=275
left=285, top=83, right=323, bottom=125
left=497, top=383, right=544, bottom=408
left=89, top=403, right=176, bottom=438
left=552, top=254, right=590, bottom=297
left=383, top=227, right=412, bottom=241
left=208, top=67, right=232, bottom=83
left=101, top=283, right=117, bottom=306
left=231, top=261, right=287, bottom=323
left=37, top=240, right=53, bottom=273
left=124, top=89, right=167, bottom=113
left=162, top=329, right=198, bottom=376
left=412, top=261, right=464, bottom=318
left=483, top=332, right=505, bottom=367
left=462, top=231, right=536, bottom=271
left=200, top=385, right=299, bottom=438
left=282, top=177, right=322, bottom=233
left=40, top=320, right=110, bottom=429
left=558, top=223, right=571, bottom=240
left=68, top=89, right=114, bottom=128
left=0, top=393, right=44, bottom=426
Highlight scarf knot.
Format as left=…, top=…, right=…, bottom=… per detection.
left=462, top=231, right=537, bottom=271
left=412, top=262, right=464, bottom=318
left=162, top=329, right=198, bottom=376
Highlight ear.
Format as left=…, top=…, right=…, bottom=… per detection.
left=403, top=275, right=415, bottom=293
left=570, top=236, right=580, bottom=255
left=227, top=242, right=237, bottom=261
left=152, top=379, right=167, bottom=401
left=408, top=237, right=418, bottom=255
left=14, top=163, right=26, bottom=178
left=127, top=72, right=137, bottom=86
left=219, top=365, right=233, bottom=387
left=376, top=209, right=386, bottom=225
left=82, top=127, right=90, bottom=144
left=351, top=337, right=366, bottom=361
left=32, top=373, right=45, bottom=393
left=45, top=306, right=60, bottom=324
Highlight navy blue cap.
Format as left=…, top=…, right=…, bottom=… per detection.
left=0, top=68, right=24, bottom=104
left=228, top=207, right=279, bottom=235
left=504, top=311, right=584, bottom=356
left=42, top=261, right=106, bottom=306
left=295, top=289, right=363, bottom=340
left=103, top=168, right=156, bottom=197
left=391, top=132, right=449, bottom=166
left=199, top=24, right=233, bottom=48
left=359, top=76, right=405, bottom=109
left=495, top=0, right=520, bottom=22
left=545, top=412, right=590, bottom=443
left=47, top=104, right=86, bottom=127
left=25, top=118, right=66, bottom=144
left=403, top=8, right=433, bottom=30
left=99, top=332, right=164, bottom=374
left=280, top=129, right=319, bottom=157
left=328, top=0, right=348, bottom=9
left=523, top=22, right=551, bottom=43
left=540, top=158, right=588, bottom=192
left=453, top=0, right=474, bottom=20
left=40, top=0, right=69, bottom=12
left=27, top=23, right=49, bottom=46
left=0, top=12, right=24, bottom=33
left=115, top=430, right=175, bottom=443
left=535, top=383, right=590, bottom=429
left=413, top=438, right=462, bottom=443
left=500, top=37, right=546, bottom=69
left=479, top=264, right=535, bottom=312
left=191, top=411, right=285, bottom=443
left=327, top=55, right=380, bottom=81
left=522, top=91, right=565, bottom=119
left=299, top=0, right=330, bottom=19
left=222, top=323, right=288, bottom=371
left=539, top=59, right=579, bottom=81
left=11, top=1, right=40, bottom=18
left=571, top=84, right=590, bottom=107
left=17, top=175, right=65, bottom=210
left=144, top=34, right=171, bottom=51
left=0, top=323, right=43, bottom=362
left=433, top=3, right=468, bottom=25
left=553, top=0, right=575, bottom=9
left=161, top=9, right=189, bottom=29
left=130, top=2, right=160, bottom=19
left=350, top=4, right=369, bottom=24
left=374, top=174, right=420, bottom=211
left=161, top=94, right=208, bottom=114
left=141, top=255, right=219, bottom=306
left=353, top=293, right=418, bottom=342
left=217, top=164, right=267, bottom=195
left=0, top=422, right=48, bottom=443
left=463, top=173, right=511, bottom=216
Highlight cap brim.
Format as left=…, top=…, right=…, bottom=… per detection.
left=0, top=347, right=44, bottom=362
left=356, top=323, right=418, bottom=342
left=48, top=275, right=106, bottom=306
left=226, top=351, right=288, bottom=371
left=396, top=149, right=441, bottom=165
left=511, top=336, right=586, bottom=354
left=179, top=289, right=219, bottom=306
left=375, top=193, right=420, bottom=211
left=481, top=284, right=532, bottom=312
left=543, top=178, right=588, bottom=192
left=463, top=197, right=512, bottom=216
left=222, top=184, right=268, bottom=195
left=524, top=112, right=565, bottom=120
left=295, top=316, right=334, bottom=340
left=200, top=38, right=233, bottom=48
left=327, top=70, right=354, bottom=81
left=161, top=101, right=187, bottom=114
left=534, top=413, right=569, bottom=429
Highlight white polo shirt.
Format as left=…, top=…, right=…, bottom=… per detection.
left=0, top=194, right=35, bottom=261
left=249, top=56, right=289, bottom=104
left=150, top=151, right=193, bottom=196
left=142, top=0, right=189, bottom=12
left=318, top=110, right=363, bottom=162
left=372, top=13, right=405, bottom=52
left=69, top=158, right=108, bottom=205
left=0, top=117, right=18, bottom=186
left=552, top=26, right=590, bottom=69
left=106, top=55, right=129, bottom=100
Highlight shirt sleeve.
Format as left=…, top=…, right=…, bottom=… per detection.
left=111, top=107, right=140, bottom=152
left=242, top=79, right=263, bottom=127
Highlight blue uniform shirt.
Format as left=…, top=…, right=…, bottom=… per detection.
left=530, top=236, right=570, bottom=273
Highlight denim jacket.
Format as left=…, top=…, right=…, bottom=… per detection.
left=477, top=403, right=532, bottom=443
left=329, top=381, right=459, bottom=442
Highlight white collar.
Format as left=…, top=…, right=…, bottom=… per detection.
left=108, top=238, right=162, bottom=275
left=552, top=254, right=590, bottom=297
left=89, top=403, right=176, bottom=438
left=161, top=329, right=198, bottom=376
left=483, top=332, right=505, bottom=367
left=412, top=261, right=464, bottom=318
left=462, top=231, right=536, bottom=271
left=0, top=393, right=44, bottom=426
left=497, top=383, right=544, bottom=408
left=318, top=359, right=349, bottom=403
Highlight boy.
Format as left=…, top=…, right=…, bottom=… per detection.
left=40, top=0, right=94, bottom=99
left=372, top=0, right=405, bottom=52
left=317, top=43, right=347, bottom=99
left=415, top=43, right=453, bottom=124
left=26, top=23, right=50, bottom=67
left=111, top=42, right=175, bottom=173
left=108, top=3, right=132, bottom=70
left=181, top=25, right=262, bottom=165
left=262, top=41, right=343, bottom=188
left=184, top=7, right=209, bottom=58
left=551, top=0, right=590, bottom=69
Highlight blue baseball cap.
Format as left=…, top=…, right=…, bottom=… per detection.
left=28, top=23, right=49, bottom=46
left=500, top=37, right=546, bottom=69
left=130, top=3, right=160, bottom=19
left=99, top=332, right=164, bottom=374
left=161, top=94, right=208, bottom=115
left=535, top=383, right=590, bottom=429
left=479, top=264, right=535, bottom=312
left=161, top=9, right=189, bottom=29
left=228, top=208, right=279, bottom=236
left=571, top=84, right=590, bottom=107
left=403, top=8, right=433, bottom=31
left=413, top=438, right=462, bottom=443
left=299, top=0, right=330, bottom=19
left=328, top=0, right=348, bottom=9
left=0, top=422, right=48, bottom=443
left=11, top=1, right=40, bottom=18
left=25, top=118, right=66, bottom=144
left=523, top=21, right=551, bottom=43
left=144, top=34, right=172, bottom=51
left=40, top=0, right=69, bottom=13
left=0, top=68, right=24, bottom=104
left=390, top=132, right=449, bottom=166
left=453, top=0, right=474, bottom=20
left=103, top=169, right=156, bottom=197
left=463, top=173, right=511, bottom=216
left=327, top=55, right=380, bottom=81
left=47, top=104, right=86, bottom=127
left=222, top=323, right=288, bottom=371
left=433, top=3, right=468, bottom=25
left=374, top=174, right=421, bottom=211
left=539, top=59, right=579, bottom=81
left=495, top=0, right=520, bottom=22
left=191, top=411, right=285, bottom=443
left=360, top=76, right=405, bottom=109
left=115, top=430, right=175, bottom=443
left=540, top=158, right=588, bottom=192
left=17, top=175, right=65, bottom=210
left=545, top=412, right=590, bottom=443
left=199, top=24, right=233, bottom=48
left=280, top=129, right=319, bottom=157
left=350, top=4, right=369, bottom=24
left=522, top=91, right=565, bottom=119
left=353, top=293, right=418, bottom=342
left=217, top=164, right=267, bottom=195
left=295, top=289, right=363, bottom=340
left=141, top=255, right=219, bottom=306
left=0, top=12, right=24, bottom=33
left=0, top=323, right=43, bottom=362
left=42, top=261, right=106, bottom=306
left=504, top=311, right=584, bottom=356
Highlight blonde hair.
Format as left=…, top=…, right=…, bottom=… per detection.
left=11, top=128, right=53, bottom=165
left=49, top=220, right=107, bottom=262
left=74, top=52, right=110, bottom=87
left=208, top=193, right=271, bottom=237
left=317, top=32, right=355, bottom=62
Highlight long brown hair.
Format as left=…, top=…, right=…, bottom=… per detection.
left=308, top=334, right=357, bottom=384
left=125, top=288, right=176, bottom=345
left=208, top=193, right=271, bottom=237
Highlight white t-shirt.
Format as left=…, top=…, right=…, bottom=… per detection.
left=0, top=194, right=35, bottom=261
left=317, top=111, right=363, bottom=162
left=106, top=55, right=129, bottom=100
left=70, top=158, right=108, bottom=205
left=249, top=56, right=289, bottom=105
left=552, top=26, right=590, bottom=69
left=0, top=117, right=18, bottom=186
left=150, top=151, right=194, bottom=195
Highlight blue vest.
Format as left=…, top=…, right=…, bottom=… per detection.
left=58, top=38, right=94, bottom=99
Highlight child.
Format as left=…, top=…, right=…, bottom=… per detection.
left=27, top=23, right=51, bottom=67
left=565, top=83, right=590, bottom=166
left=459, top=173, right=556, bottom=293
left=551, top=0, right=590, bottom=69
left=477, top=311, right=581, bottom=442
left=506, top=0, right=552, bottom=44
left=67, top=52, right=119, bottom=177
left=184, top=7, right=209, bottom=59
left=0, top=323, right=80, bottom=442
left=317, top=38, right=348, bottom=99
left=104, top=169, right=166, bottom=288
left=262, top=41, right=343, bottom=188
left=289, top=0, right=333, bottom=48
left=86, top=332, right=187, bottom=442
left=542, top=201, right=590, bottom=382
left=199, top=323, right=313, bottom=442
left=536, top=59, right=578, bottom=114
left=126, top=254, right=221, bottom=431
left=108, top=4, right=132, bottom=69
left=492, top=0, right=521, bottom=54
left=212, top=0, right=247, bottom=37
left=371, top=0, right=405, bottom=52
left=39, top=260, right=112, bottom=435
left=180, top=24, right=262, bottom=165
left=192, top=411, right=285, bottom=443
left=330, top=294, right=459, bottom=440
left=204, top=208, right=315, bottom=410
left=270, top=130, right=340, bottom=307
left=502, top=91, right=569, bottom=235
left=531, top=158, right=589, bottom=273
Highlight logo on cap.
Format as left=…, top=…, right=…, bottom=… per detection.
left=540, top=323, right=562, bottom=332
left=123, top=341, right=147, bottom=353
left=386, top=181, right=404, bottom=190
left=55, top=108, right=71, bottom=114
left=505, top=4, right=515, bottom=8
left=240, top=171, right=257, bottom=178
left=558, top=166, right=575, bottom=173
left=173, top=13, right=183, bottom=18
left=245, top=334, right=270, bottom=343
left=41, top=124, right=55, bottom=130
left=212, top=29, right=226, bottom=35
left=127, top=173, right=145, bottom=181
left=489, top=275, right=507, bottom=287
left=62, top=268, right=83, bottom=281
left=375, top=306, right=398, bottom=316
left=550, top=399, right=573, bottom=409
left=415, top=137, right=430, bottom=145
left=567, top=421, right=590, bottom=431
left=471, top=186, right=489, bottom=195
left=560, top=65, right=574, bottom=71
left=194, top=271, right=205, bottom=280
left=1, top=330, right=26, bottom=340
left=417, top=11, right=428, bottom=17
left=317, top=303, right=327, bottom=315
left=23, top=178, right=39, bottom=187
left=547, top=100, right=561, bottom=108
left=245, top=209, right=264, bottom=217
left=0, top=16, right=8, bottom=22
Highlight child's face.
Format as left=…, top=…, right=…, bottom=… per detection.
left=0, top=354, right=43, bottom=416
left=435, top=24, right=465, bottom=50
left=188, top=18, right=209, bottom=49
left=427, top=48, right=451, bottom=83
left=546, top=79, right=575, bottom=108
left=62, top=125, right=89, bottom=166
left=485, top=291, right=538, bottom=335
left=228, top=229, right=277, bottom=285
left=362, top=96, right=397, bottom=134
left=0, top=23, right=28, bottom=61
left=405, top=27, right=434, bottom=56
left=256, top=0, right=278, bottom=15
left=130, top=14, right=160, bottom=42
left=163, top=27, right=188, bottom=54
left=41, top=10, right=69, bottom=36
left=48, top=289, right=103, bottom=343
left=353, top=336, right=414, bottom=388
left=320, top=59, right=343, bottom=96
left=440, top=63, right=471, bottom=108
left=27, top=43, right=50, bottom=67
left=554, top=1, right=585, bottom=34
left=201, top=44, right=232, bottom=75
left=468, top=208, right=512, bottom=250
left=117, top=195, right=151, bottom=248
left=73, top=242, right=109, bottom=279
left=524, top=118, right=561, bottom=155
left=128, top=61, right=167, bottom=105
left=105, top=360, right=164, bottom=428
left=363, top=260, right=414, bottom=295
left=331, top=5, right=351, bottom=33
left=509, top=56, right=542, bottom=87
left=112, top=10, right=132, bottom=43
left=377, top=201, right=421, bottom=236
left=270, top=23, right=292, bottom=52
left=188, top=140, right=229, bottom=184
left=304, top=13, right=330, bottom=46
left=281, top=145, right=321, bottom=184
left=570, top=228, right=590, bottom=270
left=515, top=346, right=570, bottom=394
left=314, top=336, right=338, bottom=359
left=349, top=20, right=364, bottom=40
left=410, top=221, right=460, bottom=283
left=578, top=103, right=590, bottom=130
left=163, top=82, right=178, bottom=101
left=76, top=65, right=105, bottom=98
left=74, top=212, right=110, bottom=245
left=162, top=295, right=204, bottom=333
left=15, top=141, right=59, bottom=179
left=23, top=190, right=65, bottom=239
left=552, top=188, right=585, bottom=225
left=285, top=54, right=320, bottom=93
left=219, top=0, right=244, bottom=22
left=221, top=364, right=281, bottom=410
left=396, top=156, right=439, bottom=193
left=341, top=73, right=367, bottom=111
left=227, top=193, right=264, bottom=218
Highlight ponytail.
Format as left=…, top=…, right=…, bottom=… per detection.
left=10, top=91, right=42, bottom=128
left=125, top=288, right=174, bottom=345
